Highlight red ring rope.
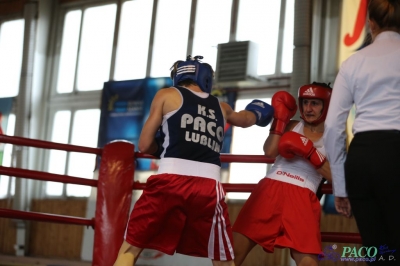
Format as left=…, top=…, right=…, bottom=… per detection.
left=0, top=134, right=361, bottom=265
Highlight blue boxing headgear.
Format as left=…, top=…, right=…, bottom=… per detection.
left=171, top=55, right=214, bottom=93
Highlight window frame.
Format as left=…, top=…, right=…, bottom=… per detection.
left=226, top=87, right=288, bottom=200
left=0, top=15, right=24, bottom=199
left=40, top=0, right=294, bottom=198
left=0, top=18, right=25, bottom=98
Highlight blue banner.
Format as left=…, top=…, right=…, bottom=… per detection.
left=98, top=79, right=235, bottom=171
left=98, top=77, right=172, bottom=170
left=211, top=89, right=237, bottom=169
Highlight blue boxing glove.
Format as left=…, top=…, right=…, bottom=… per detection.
left=151, top=130, right=164, bottom=158
left=245, top=99, right=274, bottom=127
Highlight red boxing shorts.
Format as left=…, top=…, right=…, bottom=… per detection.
left=125, top=174, right=234, bottom=261
left=233, top=178, right=322, bottom=255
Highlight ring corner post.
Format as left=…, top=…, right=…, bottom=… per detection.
left=92, top=140, right=135, bottom=266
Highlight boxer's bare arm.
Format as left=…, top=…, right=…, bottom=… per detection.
left=138, top=88, right=182, bottom=154
left=316, top=160, right=332, bottom=182
left=220, top=102, right=257, bottom=128
left=138, top=94, right=163, bottom=154
left=263, top=120, right=298, bottom=158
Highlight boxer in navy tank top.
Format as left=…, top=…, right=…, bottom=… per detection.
left=113, top=56, right=274, bottom=266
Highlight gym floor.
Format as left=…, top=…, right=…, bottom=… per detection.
left=0, top=255, right=91, bottom=266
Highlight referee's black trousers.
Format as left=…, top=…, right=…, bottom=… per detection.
left=345, top=130, right=400, bottom=265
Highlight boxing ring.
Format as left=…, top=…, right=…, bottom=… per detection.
left=0, top=134, right=361, bottom=265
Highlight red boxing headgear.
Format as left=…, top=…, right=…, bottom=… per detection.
left=298, top=82, right=332, bottom=125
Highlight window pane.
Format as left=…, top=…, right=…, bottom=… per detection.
left=228, top=98, right=271, bottom=200
left=150, top=0, right=191, bottom=77
left=281, top=0, right=295, bottom=73
left=0, top=20, right=24, bottom=97
left=0, top=114, right=15, bottom=198
left=67, top=109, right=100, bottom=197
left=237, top=0, right=281, bottom=76
left=46, top=111, right=71, bottom=196
left=76, top=4, right=117, bottom=91
left=0, top=175, right=9, bottom=198
left=114, top=0, right=153, bottom=80
left=56, top=10, right=82, bottom=94
left=192, top=0, right=232, bottom=70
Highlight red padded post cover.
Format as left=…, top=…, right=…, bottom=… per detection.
left=92, top=140, right=135, bottom=266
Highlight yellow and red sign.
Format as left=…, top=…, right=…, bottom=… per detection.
left=338, top=0, right=368, bottom=147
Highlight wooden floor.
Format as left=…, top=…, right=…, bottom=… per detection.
left=0, top=255, right=92, bottom=266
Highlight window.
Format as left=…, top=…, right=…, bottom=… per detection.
left=0, top=19, right=24, bottom=97
left=281, top=0, right=295, bottom=73
left=191, top=0, right=232, bottom=70
left=114, top=0, right=153, bottom=80
left=56, top=4, right=117, bottom=93
left=0, top=114, right=16, bottom=198
left=47, top=3, right=116, bottom=197
left=46, top=111, right=71, bottom=196
left=56, top=10, right=82, bottom=94
left=150, top=0, right=192, bottom=77
left=0, top=18, right=23, bottom=198
left=46, top=109, right=100, bottom=197
left=236, top=0, right=281, bottom=76
left=42, top=0, right=295, bottom=198
left=227, top=96, right=273, bottom=200
left=66, top=109, right=100, bottom=197
left=76, top=4, right=116, bottom=91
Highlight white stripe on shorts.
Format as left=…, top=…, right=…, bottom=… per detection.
left=207, top=181, right=234, bottom=260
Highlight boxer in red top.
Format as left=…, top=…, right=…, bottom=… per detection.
left=233, top=82, right=333, bottom=266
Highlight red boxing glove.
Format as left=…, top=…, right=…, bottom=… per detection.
left=269, top=91, right=297, bottom=135
left=278, top=131, right=326, bottom=169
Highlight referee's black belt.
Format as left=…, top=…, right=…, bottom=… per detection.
left=355, top=130, right=400, bottom=136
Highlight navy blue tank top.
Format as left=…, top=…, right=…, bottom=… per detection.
left=160, top=86, right=225, bottom=166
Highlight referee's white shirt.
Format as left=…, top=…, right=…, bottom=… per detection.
left=323, top=31, right=400, bottom=197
